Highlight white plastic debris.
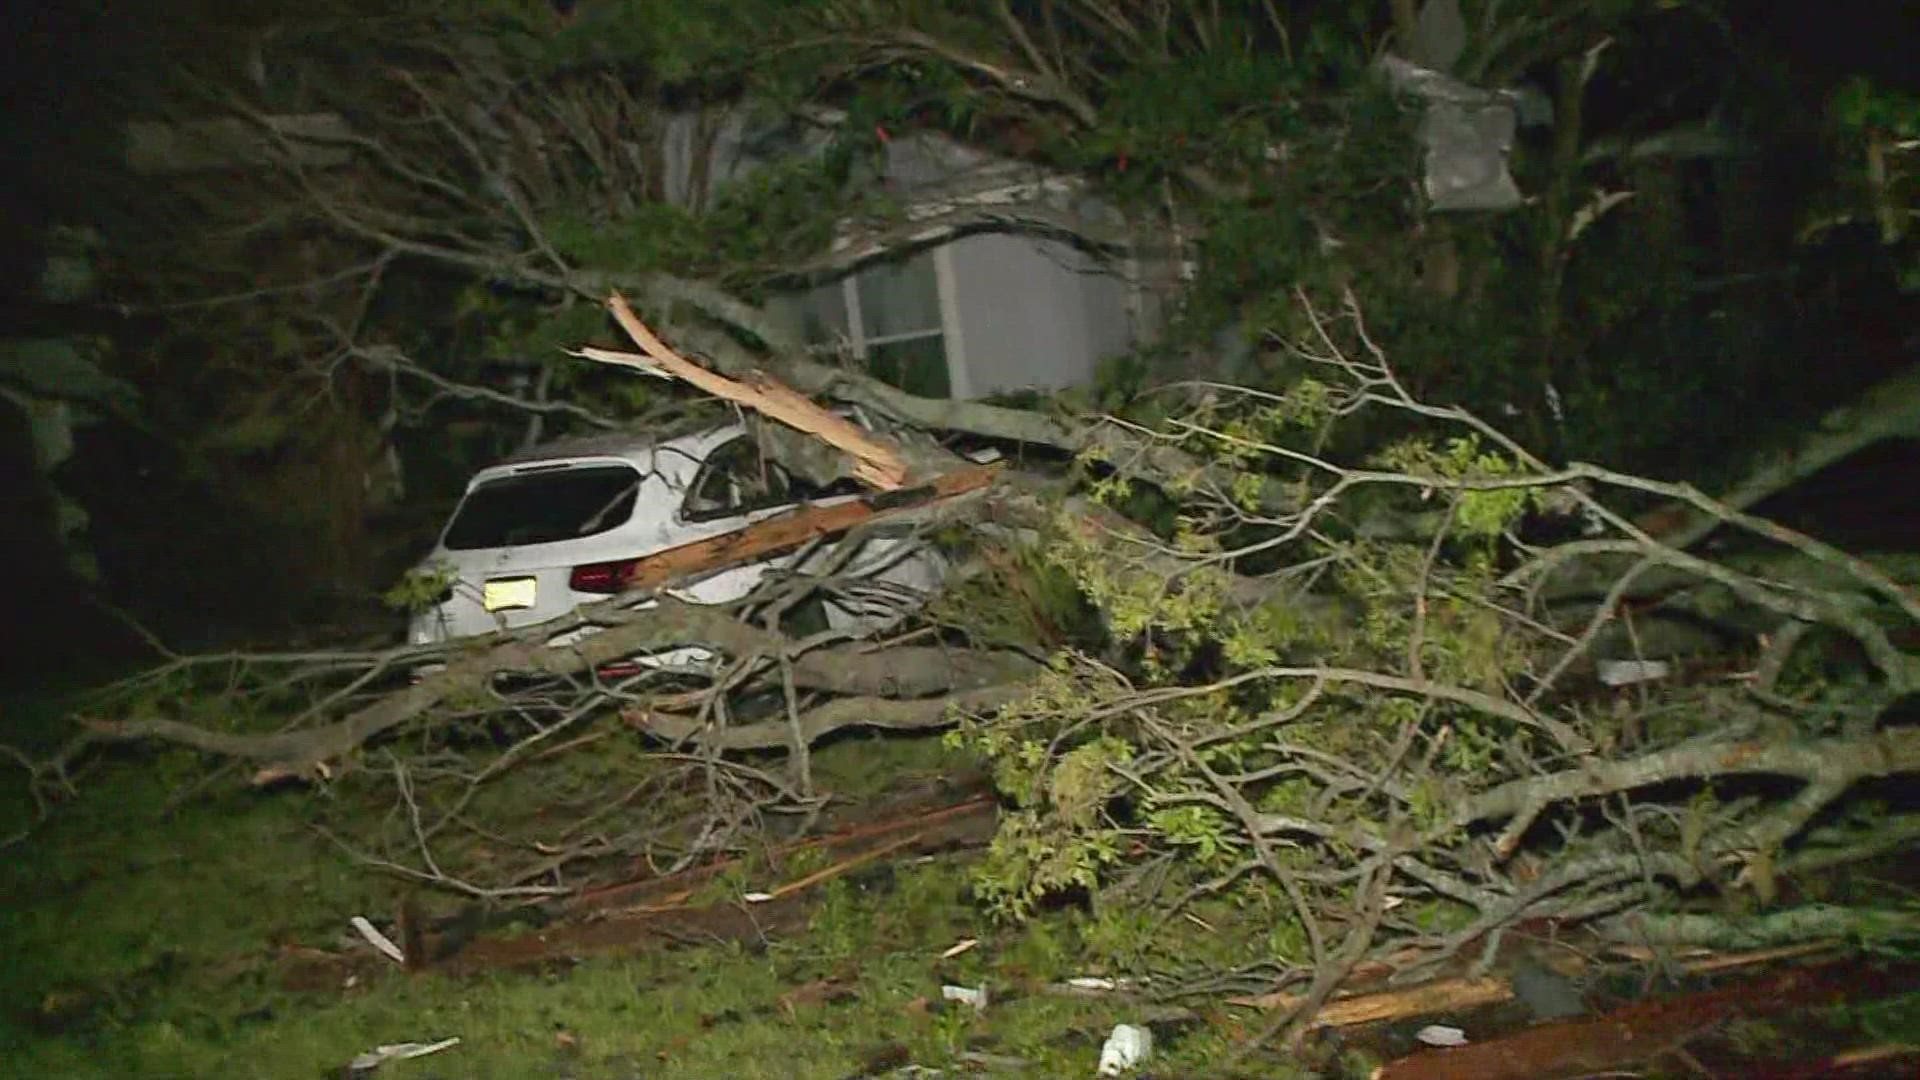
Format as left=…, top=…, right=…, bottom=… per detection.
left=1416, top=1024, right=1469, bottom=1047
left=1375, top=54, right=1528, bottom=212
left=350, top=916, right=406, bottom=966
left=1597, top=659, right=1672, bottom=687
left=1066, top=976, right=1120, bottom=991
left=348, top=1036, right=460, bottom=1072
left=1097, top=1024, right=1153, bottom=1075
left=939, top=938, right=979, bottom=959
left=742, top=891, right=775, bottom=903
left=941, top=983, right=989, bottom=1012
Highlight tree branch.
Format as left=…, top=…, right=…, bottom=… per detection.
left=1641, top=364, right=1920, bottom=550
left=74, top=598, right=1036, bottom=778
left=1460, top=727, right=1920, bottom=830
left=627, top=684, right=1032, bottom=751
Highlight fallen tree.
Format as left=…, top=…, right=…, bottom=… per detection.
left=13, top=291, right=1920, bottom=1047
left=14, top=8, right=1916, bottom=1059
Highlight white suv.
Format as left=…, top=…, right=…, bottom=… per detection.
left=405, top=422, right=945, bottom=667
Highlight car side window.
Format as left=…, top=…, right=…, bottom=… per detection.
left=682, top=437, right=808, bottom=521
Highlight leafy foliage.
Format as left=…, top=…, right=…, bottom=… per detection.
left=943, top=329, right=1920, bottom=997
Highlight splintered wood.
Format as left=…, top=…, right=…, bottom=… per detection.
left=578, top=293, right=910, bottom=490
left=615, top=465, right=996, bottom=592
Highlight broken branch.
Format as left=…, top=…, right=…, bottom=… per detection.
left=586, top=293, right=910, bottom=489
left=75, top=599, right=1037, bottom=779
left=618, top=465, right=998, bottom=592
left=626, top=683, right=1032, bottom=751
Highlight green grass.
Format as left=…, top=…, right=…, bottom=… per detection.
left=0, top=721, right=1265, bottom=1079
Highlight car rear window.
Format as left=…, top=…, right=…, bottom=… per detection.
left=442, top=464, right=642, bottom=550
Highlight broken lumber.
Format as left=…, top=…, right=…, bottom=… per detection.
left=583, top=293, right=910, bottom=489
left=1367, top=960, right=1887, bottom=1080
left=1228, top=941, right=1849, bottom=1028
left=1231, top=977, right=1514, bottom=1027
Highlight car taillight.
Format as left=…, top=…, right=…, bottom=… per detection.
left=569, top=559, right=639, bottom=594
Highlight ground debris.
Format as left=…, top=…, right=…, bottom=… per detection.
left=1097, top=1023, right=1153, bottom=1076
left=1369, top=958, right=1912, bottom=1080
left=1414, top=1023, right=1468, bottom=1046
left=344, top=1035, right=459, bottom=1075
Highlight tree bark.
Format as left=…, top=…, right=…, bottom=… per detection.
left=1639, top=363, right=1920, bottom=549
left=626, top=684, right=1033, bottom=751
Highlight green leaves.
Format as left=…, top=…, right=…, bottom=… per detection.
left=1145, top=803, right=1237, bottom=865
left=539, top=152, right=852, bottom=289
left=381, top=561, right=456, bottom=614
left=971, top=809, right=1124, bottom=920
left=1373, top=434, right=1537, bottom=540
left=1831, top=77, right=1920, bottom=139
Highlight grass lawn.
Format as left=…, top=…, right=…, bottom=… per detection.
left=0, top=694, right=1263, bottom=1079
left=15, top=686, right=1913, bottom=1079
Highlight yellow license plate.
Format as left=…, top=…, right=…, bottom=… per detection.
left=482, top=577, right=537, bottom=612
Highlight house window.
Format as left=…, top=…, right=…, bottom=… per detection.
left=791, top=251, right=954, bottom=398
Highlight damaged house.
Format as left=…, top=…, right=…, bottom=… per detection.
left=653, top=107, right=1181, bottom=401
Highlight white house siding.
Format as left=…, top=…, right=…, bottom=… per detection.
left=943, top=233, right=1135, bottom=399
left=656, top=105, right=1164, bottom=401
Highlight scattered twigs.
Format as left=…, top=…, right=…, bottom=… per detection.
left=67, top=593, right=1036, bottom=779
left=568, top=794, right=994, bottom=915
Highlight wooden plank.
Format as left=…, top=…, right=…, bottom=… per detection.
left=620, top=465, right=996, bottom=592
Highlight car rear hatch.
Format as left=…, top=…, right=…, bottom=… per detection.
left=410, top=458, right=650, bottom=644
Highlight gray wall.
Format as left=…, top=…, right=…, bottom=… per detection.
left=946, top=235, right=1135, bottom=399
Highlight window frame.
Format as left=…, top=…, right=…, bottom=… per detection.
left=677, top=436, right=813, bottom=524
left=440, top=463, right=644, bottom=551
left=792, top=246, right=968, bottom=397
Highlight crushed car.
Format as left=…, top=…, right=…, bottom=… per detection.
left=405, top=420, right=949, bottom=669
